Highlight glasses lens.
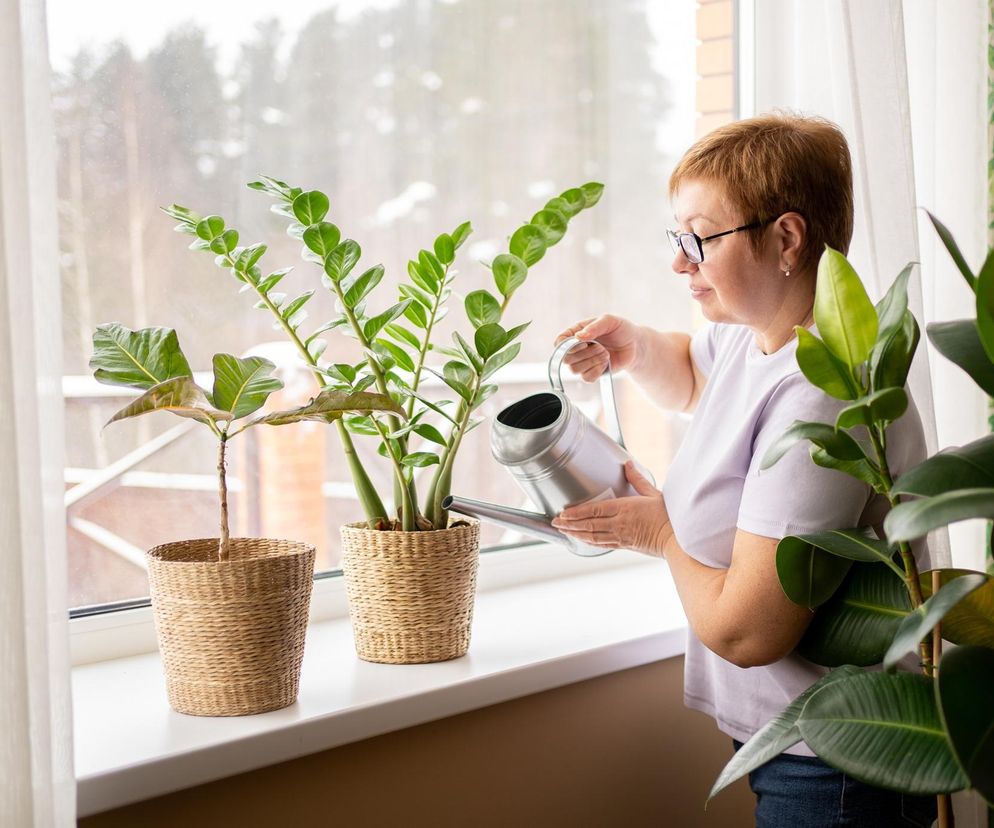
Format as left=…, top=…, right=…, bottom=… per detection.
left=681, top=234, right=703, bottom=264
left=666, top=229, right=681, bottom=255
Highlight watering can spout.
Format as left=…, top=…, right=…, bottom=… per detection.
left=442, top=495, right=565, bottom=544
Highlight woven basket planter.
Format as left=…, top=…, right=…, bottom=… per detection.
left=340, top=518, right=481, bottom=664
left=146, top=537, right=315, bottom=716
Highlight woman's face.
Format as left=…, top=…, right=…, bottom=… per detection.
left=670, top=179, right=785, bottom=328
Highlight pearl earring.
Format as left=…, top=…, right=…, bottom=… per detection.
left=784, top=265, right=791, bottom=277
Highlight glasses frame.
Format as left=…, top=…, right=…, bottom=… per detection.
left=666, top=219, right=772, bottom=264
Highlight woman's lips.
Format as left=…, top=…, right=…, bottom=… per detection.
left=690, top=285, right=711, bottom=298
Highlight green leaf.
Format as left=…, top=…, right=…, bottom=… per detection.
left=282, top=290, right=314, bottom=323
left=211, top=354, right=283, bottom=420
left=90, top=323, right=193, bottom=390
left=443, top=360, right=474, bottom=389
left=926, top=210, right=976, bottom=291
left=302, top=222, right=341, bottom=258
left=798, top=671, right=968, bottom=795
left=398, top=283, right=434, bottom=310
left=883, top=574, right=988, bottom=671
left=464, top=290, right=501, bottom=329
left=404, top=300, right=428, bottom=329
left=937, top=645, right=994, bottom=804
left=580, top=181, right=604, bottom=208
left=407, top=259, right=437, bottom=294
left=401, top=451, right=440, bottom=468
left=873, top=263, right=914, bottom=345
left=836, top=387, right=908, bottom=429
left=195, top=215, right=224, bottom=240
left=342, top=265, right=384, bottom=309
left=474, top=323, right=508, bottom=360
left=492, top=253, right=528, bottom=298
left=504, top=321, right=530, bottom=343
left=871, top=310, right=919, bottom=391
left=509, top=225, right=547, bottom=267
left=976, top=246, right=994, bottom=362
left=810, top=446, right=883, bottom=491
left=795, top=327, right=859, bottom=400
left=343, top=414, right=379, bottom=436
left=920, top=569, right=994, bottom=648
left=558, top=188, right=585, bottom=217
left=482, top=342, right=521, bottom=379
left=413, top=423, right=446, bottom=445
left=474, top=383, right=498, bottom=407
left=250, top=388, right=405, bottom=427
left=885, top=488, right=994, bottom=543
left=363, top=300, right=412, bottom=342
left=292, top=190, right=330, bottom=225
left=235, top=243, right=267, bottom=272
left=106, top=376, right=231, bottom=429
left=375, top=337, right=415, bottom=372
left=418, top=249, right=445, bottom=282
left=798, top=563, right=910, bottom=667
left=209, top=229, right=239, bottom=255
left=450, top=221, right=472, bottom=249
left=530, top=209, right=567, bottom=245
left=776, top=536, right=854, bottom=608
left=429, top=368, right=474, bottom=404
left=761, top=420, right=867, bottom=470
left=927, top=319, right=994, bottom=397
left=305, top=318, right=348, bottom=345
left=384, top=323, right=421, bottom=350
left=814, top=247, right=879, bottom=368
left=434, top=233, right=455, bottom=265
left=402, top=389, right=459, bottom=426
left=324, top=240, right=361, bottom=283
left=708, top=667, right=861, bottom=802
left=453, top=331, right=484, bottom=373
left=893, top=434, right=994, bottom=497
left=258, top=267, right=292, bottom=295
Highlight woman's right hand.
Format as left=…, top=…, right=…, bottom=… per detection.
left=555, top=314, right=642, bottom=382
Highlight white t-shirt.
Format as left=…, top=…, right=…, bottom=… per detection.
left=662, top=322, right=927, bottom=755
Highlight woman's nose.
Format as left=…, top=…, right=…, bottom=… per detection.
left=671, top=248, right=697, bottom=275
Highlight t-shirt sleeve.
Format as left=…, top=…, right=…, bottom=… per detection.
left=737, top=373, right=873, bottom=539
left=690, top=323, right=722, bottom=378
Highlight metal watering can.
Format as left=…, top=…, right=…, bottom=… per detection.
left=443, top=337, right=654, bottom=557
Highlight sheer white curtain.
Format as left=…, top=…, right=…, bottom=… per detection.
left=749, top=0, right=992, bottom=568
left=0, top=0, right=75, bottom=824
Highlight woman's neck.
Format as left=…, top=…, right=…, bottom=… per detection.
left=751, top=287, right=815, bottom=355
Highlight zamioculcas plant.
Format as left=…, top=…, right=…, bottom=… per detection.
left=89, top=322, right=405, bottom=558
left=709, top=221, right=994, bottom=824
left=161, top=177, right=603, bottom=532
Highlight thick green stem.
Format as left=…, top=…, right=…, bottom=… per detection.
left=369, top=416, right=415, bottom=530
left=217, top=435, right=230, bottom=562
left=427, top=384, right=478, bottom=528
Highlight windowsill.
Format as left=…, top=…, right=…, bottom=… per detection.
left=73, top=550, right=687, bottom=818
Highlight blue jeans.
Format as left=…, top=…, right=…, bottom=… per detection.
left=733, top=740, right=938, bottom=827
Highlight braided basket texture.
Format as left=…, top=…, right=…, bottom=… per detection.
left=146, top=537, right=315, bottom=716
left=341, top=519, right=480, bottom=664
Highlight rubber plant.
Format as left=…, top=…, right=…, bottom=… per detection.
left=161, top=178, right=603, bottom=531
left=89, top=322, right=405, bottom=558
left=708, top=218, right=994, bottom=824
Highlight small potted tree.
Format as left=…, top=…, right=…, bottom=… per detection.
left=162, top=179, right=602, bottom=663
left=708, top=217, right=994, bottom=822
left=90, top=322, right=403, bottom=713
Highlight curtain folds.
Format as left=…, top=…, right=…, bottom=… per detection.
left=0, top=0, right=75, bottom=824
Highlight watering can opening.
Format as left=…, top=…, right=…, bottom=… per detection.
left=496, top=392, right=563, bottom=430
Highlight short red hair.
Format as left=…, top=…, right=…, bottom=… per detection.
left=669, top=112, right=854, bottom=274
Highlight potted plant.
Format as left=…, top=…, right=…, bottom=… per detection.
left=90, top=322, right=403, bottom=713
left=708, top=218, right=994, bottom=823
left=161, top=179, right=603, bottom=663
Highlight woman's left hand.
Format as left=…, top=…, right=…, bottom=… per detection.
left=551, top=461, right=671, bottom=556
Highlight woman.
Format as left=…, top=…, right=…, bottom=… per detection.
left=550, top=113, right=935, bottom=827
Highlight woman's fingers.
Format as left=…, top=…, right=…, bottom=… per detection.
left=624, top=461, right=658, bottom=496
left=555, top=317, right=597, bottom=346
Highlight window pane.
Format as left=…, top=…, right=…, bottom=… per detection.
left=52, top=0, right=714, bottom=610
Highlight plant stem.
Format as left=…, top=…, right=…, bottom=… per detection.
left=428, top=381, right=479, bottom=528
left=217, top=435, right=230, bottom=562
left=406, top=263, right=448, bottom=419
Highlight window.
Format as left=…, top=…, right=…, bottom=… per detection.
left=53, top=0, right=738, bottom=611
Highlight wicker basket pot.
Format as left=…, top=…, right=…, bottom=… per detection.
left=340, top=519, right=481, bottom=664
left=146, top=537, right=315, bottom=716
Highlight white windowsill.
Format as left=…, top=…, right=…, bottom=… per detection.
left=73, top=549, right=687, bottom=818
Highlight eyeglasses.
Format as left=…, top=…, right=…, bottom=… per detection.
left=666, top=219, right=771, bottom=264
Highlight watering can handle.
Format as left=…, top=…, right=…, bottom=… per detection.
left=548, top=336, right=626, bottom=449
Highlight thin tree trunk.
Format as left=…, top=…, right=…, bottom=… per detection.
left=218, top=437, right=230, bottom=562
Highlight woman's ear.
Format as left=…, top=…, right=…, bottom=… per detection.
left=774, top=212, right=807, bottom=270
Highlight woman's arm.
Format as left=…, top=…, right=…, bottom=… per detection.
left=557, top=315, right=706, bottom=413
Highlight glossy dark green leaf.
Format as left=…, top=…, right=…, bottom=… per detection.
left=429, top=367, right=473, bottom=403
left=810, top=446, right=883, bottom=491
left=258, top=267, right=291, bottom=295
left=342, top=265, right=384, bottom=309
left=106, top=376, right=231, bottom=429
left=413, top=423, right=447, bottom=446
left=893, top=434, right=994, bottom=497
left=235, top=243, right=267, bottom=272
left=443, top=360, right=474, bottom=389
left=323, top=240, right=361, bottom=283
left=434, top=233, right=455, bottom=265
left=509, top=225, right=547, bottom=267
left=936, top=645, right=994, bottom=804
left=776, top=536, right=853, bottom=608
left=475, top=323, right=508, bottom=360
left=975, top=246, right=994, bottom=362
left=798, top=563, right=911, bottom=667
left=302, top=222, right=341, bottom=258
left=418, top=249, right=445, bottom=282
left=375, top=338, right=415, bottom=373
left=761, top=420, right=868, bottom=470
left=211, top=354, right=282, bottom=419
left=90, top=323, right=193, bottom=390
left=871, top=310, right=919, bottom=391
left=798, top=671, right=968, bottom=794
left=581, top=181, right=605, bottom=208
left=403, top=300, right=428, bottom=329
left=384, top=323, right=421, bottom=351
left=530, top=209, right=567, bottom=245
left=251, top=388, right=405, bottom=427
left=464, top=290, right=501, bottom=329
left=453, top=331, right=484, bottom=373
left=401, top=451, right=440, bottom=468
left=919, top=569, right=994, bottom=648
left=407, top=259, right=437, bottom=294
left=291, top=190, right=329, bottom=225
left=883, top=574, right=988, bottom=671
left=450, top=221, right=472, bottom=249
left=195, top=215, right=224, bottom=240
left=926, top=319, right=994, bottom=397
left=836, top=387, right=908, bottom=430
left=795, top=327, right=859, bottom=400
left=884, top=488, right=994, bottom=543
left=209, top=229, right=239, bottom=255
left=814, top=247, right=878, bottom=368
left=926, top=210, right=976, bottom=291
left=482, top=342, right=521, bottom=380
left=709, top=666, right=861, bottom=802
left=282, top=290, right=314, bottom=323
left=474, top=383, right=498, bottom=407
left=363, top=300, right=412, bottom=342
left=492, top=253, right=528, bottom=298
left=558, top=187, right=585, bottom=217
